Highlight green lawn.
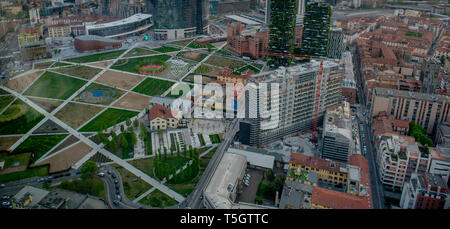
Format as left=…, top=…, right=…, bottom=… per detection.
left=23, top=71, right=87, bottom=100
left=0, top=152, right=31, bottom=169
left=79, top=108, right=139, bottom=132
left=73, top=82, right=125, bottom=106
left=105, top=132, right=135, bottom=159
left=0, top=99, right=45, bottom=135
left=111, top=54, right=171, bottom=74
left=0, top=88, right=10, bottom=95
left=52, top=65, right=102, bottom=80
left=177, top=51, right=208, bottom=62
left=216, top=49, right=233, bottom=56
left=128, top=157, right=156, bottom=179
left=112, top=164, right=152, bottom=201
left=165, top=84, right=192, bottom=98
left=65, top=50, right=126, bottom=63
left=0, top=95, right=15, bottom=111
left=209, top=134, right=221, bottom=144
left=232, top=65, right=261, bottom=75
left=132, top=77, right=175, bottom=96
left=152, top=46, right=181, bottom=53
left=205, top=55, right=247, bottom=70
left=0, top=166, right=48, bottom=184
left=13, top=134, right=68, bottom=163
left=58, top=177, right=106, bottom=200
left=138, top=189, right=178, bottom=208
left=188, top=42, right=215, bottom=49
left=51, top=62, right=73, bottom=68
left=124, top=48, right=159, bottom=57
left=166, top=39, right=194, bottom=47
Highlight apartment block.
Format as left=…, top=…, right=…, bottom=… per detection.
left=300, top=2, right=332, bottom=57
left=322, top=101, right=354, bottom=163
left=341, top=51, right=357, bottom=104
left=226, top=22, right=269, bottom=59
left=241, top=59, right=343, bottom=147
left=370, top=88, right=450, bottom=135
left=377, top=135, right=430, bottom=191
left=48, top=24, right=71, bottom=38
left=400, top=173, right=449, bottom=209
left=327, top=27, right=346, bottom=59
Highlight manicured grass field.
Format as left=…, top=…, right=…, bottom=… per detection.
left=65, top=49, right=126, bottom=63
left=166, top=39, right=194, bottom=47
left=0, top=152, right=32, bottom=169
left=0, top=88, right=10, bottom=95
left=55, top=102, right=104, bottom=129
left=132, top=77, right=174, bottom=96
left=51, top=62, right=73, bottom=68
left=124, top=48, right=159, bottom=57
left=128, top=157, right=156, bottom=179
left=112, top=164, right=152, bottom=201
left=0, top=99, right=45, bottom=135
left=111, top=54, right=171, bottom=74
left=23, top=71, right=87, bottom=100
left=73, top=82, right=125, bottom=106
left=188, top=42, right=215, bottom=49
left=13, top=134, right=68, bottom=163
left=152, top=46, right=181, bottom=53
left=0, top=95, right=15, bottom=111
left=209, top=134, right=221, bottom=144
left=52, top=65, right=102, bottom=80
left=0, top=166, right=48, bottom=184
left=79, top=108, right=138, bottom=132
left=165, top=84, right=192, bottom=98
left=232, top=65, right=260, bottom=75
left=138, top=189, right=177, bottom=208
left=34, top=61, right=54, bottom=69
left=204, top=55, right=247, bottom=70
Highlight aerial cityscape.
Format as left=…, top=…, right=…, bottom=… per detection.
left=0, top=0, right=449, bottom=212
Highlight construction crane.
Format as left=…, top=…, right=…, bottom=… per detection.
left=311, top=60, right=324, bottom=143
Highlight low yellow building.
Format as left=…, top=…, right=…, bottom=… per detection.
left=148, top=104, right=179, bottom=131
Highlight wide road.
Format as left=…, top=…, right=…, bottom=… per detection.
left=183, top=118, right=240, bottom=209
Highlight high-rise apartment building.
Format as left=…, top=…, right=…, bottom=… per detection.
left=300, top=2, right=332, bottom=57
left=400, top=173, right=449, bottom=209
left=267, top=0, right=297, bottom=67
left=327, top=27, right=345, bottom=59
left=147, top=0, right=209, bottom=40
left=420, top=57, right=442, bottom=94
left=377, top=135, right=430, bottom=191
left=370, top=88, right=450, bottom=135
left=240, top=59, right=343, bottom=147
left=322, top=101, right=354, bottom=163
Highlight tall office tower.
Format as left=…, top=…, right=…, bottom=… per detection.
left=147, top=0, right=209, bottom=40
left=420, top=57, right=441, bottom=94
left=296, top=0, right=306, bottom=27
left=300, top=2, right=332, bottom=57
left=321, top=101, right=354, bottom=163
left=239, top=59, right=344, bottom=147
left=267, top=0, right=298, bottom=67
left=327, top=27, right=345, bottom=59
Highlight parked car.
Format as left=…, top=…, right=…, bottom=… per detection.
left=2, top=195, right=10, bottom=200
left=113, top=200, right=119, bottom=205
left=111, top=174, right=116, bottom=179
left=98, top=172, right=105, bottom=177
left=114, top=179, right=118, bottom=184
left=107, top=170, right=111, bottom=174
left=117, top=195, right=122, bottom=201
left=0, top=184, right=5, bottom=188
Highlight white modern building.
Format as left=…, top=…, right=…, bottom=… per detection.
left=85, top=13, right=153, bottom=38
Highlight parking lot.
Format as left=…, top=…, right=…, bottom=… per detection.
left=236, top=169, right=263, bottom=204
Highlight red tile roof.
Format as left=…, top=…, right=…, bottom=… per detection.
left=149, top=104, right=175, bottom=120
left=312, top=186, right=371, bottom=209
left=290, top=153, right=346, bottom=174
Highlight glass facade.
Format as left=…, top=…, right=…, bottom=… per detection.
left=147, top=0, right=209, bottom=34
left=88, top=17, right=153, bottom=37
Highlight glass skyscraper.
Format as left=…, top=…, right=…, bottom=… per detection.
left=147, top=0, right=209, bottom=40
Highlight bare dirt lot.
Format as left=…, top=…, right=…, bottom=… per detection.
left=34, top=141, right=92, bottom=173
left=112, top=92, right=151, bottom=111
left=28, top=97, right=63, bottom=113
left=95, top=70, right=144, bottom=90
left=0, top=136, right=21, bottom=150
left=55, top=102, right=104, bottom=129
left=5, top=71, right=43, bottom=93
left=88, top=60, right=114, bottom=68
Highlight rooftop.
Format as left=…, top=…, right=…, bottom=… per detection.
left=376, top=87, right=450, bottom=103
left=149, top=104, right=175, bottom=121
left=86, top=13, right=152, bottom=30
left=312, top=186, right=372, bottom=209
